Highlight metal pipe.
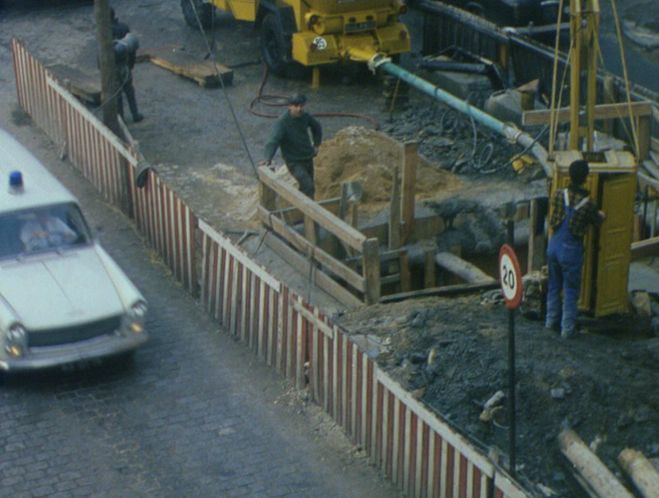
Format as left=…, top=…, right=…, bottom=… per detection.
left=375, top=58, right=551, bottom=175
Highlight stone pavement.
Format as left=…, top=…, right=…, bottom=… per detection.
left=0, top=125, right=402, bottom=498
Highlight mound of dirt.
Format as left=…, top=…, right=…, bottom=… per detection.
left=315, top=126, right=463, bottom=216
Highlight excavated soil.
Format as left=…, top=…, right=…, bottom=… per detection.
left=315, top=126, right=463, bottom=215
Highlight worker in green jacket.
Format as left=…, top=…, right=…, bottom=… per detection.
left=260, top=94, right=322, bottom=198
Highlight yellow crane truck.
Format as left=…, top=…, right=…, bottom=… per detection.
left=180, top=0, right=411, bottom=76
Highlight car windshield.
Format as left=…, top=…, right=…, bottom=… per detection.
left=0, top=202, right=92, bottom=259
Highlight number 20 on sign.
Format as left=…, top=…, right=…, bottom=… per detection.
left=499, top=244, right=523, bottom=310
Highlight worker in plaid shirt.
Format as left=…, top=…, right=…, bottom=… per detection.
left=545, top=160, right=605, bottom=338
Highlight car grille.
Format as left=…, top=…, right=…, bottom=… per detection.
left=27, top=315, right=122, bottom=347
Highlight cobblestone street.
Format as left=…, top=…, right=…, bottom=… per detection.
left=0, top=126, right=401, bottom=498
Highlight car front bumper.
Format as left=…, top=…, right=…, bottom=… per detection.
left=0, top=332, right=148, bottom=371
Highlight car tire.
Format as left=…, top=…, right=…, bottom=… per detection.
left=181, top=0, right=214, bottom=29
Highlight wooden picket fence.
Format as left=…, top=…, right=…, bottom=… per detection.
left=11, top=38, right=529, bottom=497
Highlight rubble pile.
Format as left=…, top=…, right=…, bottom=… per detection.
left=337, top=293, right=659, bottom=496
left=381, top=103, right=531, bottom=177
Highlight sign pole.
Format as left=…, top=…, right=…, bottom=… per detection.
left=506, top=220, right=516, bottom=477
left=499, top=233, right=522, bottom=478
left=508, top=305, right=516, bottom=477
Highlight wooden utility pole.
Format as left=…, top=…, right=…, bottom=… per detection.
left=94, top=0, right=120, bottom=135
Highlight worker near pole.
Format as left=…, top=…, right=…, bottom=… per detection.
left=545, top=160, right=605, bottom=338
left=260, top=94, right=322, bottom=198
left=110, top=9, right=143, bottom=123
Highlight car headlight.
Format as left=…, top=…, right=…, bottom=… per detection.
left=131, top=301, right=148, bottom=320
left=127, top=300, right=147, bottom=334
left=5, top=323, right=27, bottom=357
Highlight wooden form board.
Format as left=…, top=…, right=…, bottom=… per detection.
left=263, top=232, right=363, bottom=308
left=258, top=206, right=366, bottom=292
left=522, top=101, right=654, bottom=126
left=259, top=166, right=366, bottom=251
left=147, top=49, right=233, bottom=87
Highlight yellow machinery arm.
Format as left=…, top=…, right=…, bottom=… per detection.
left=180, top=0, right=410, bottom=75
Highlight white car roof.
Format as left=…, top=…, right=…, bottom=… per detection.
left=0, top=128, right=77, bottom=213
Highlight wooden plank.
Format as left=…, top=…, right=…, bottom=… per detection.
left=389, top=166, right=401, bottom=249
left=263, top=233, right=363, bottom=308
left=618, top=448, right=659, bottom=498
left=291, top=299, right=334, bottom=339
left=259, top=166, right=366, bottom=251
left=435, top=252, right=496, bottom=284
left=637, top=115, right=651, bottom=160
left=271, top=196, right=341, bottom=216
left=399, top=252, right=411, bottom=292
left=148, top=51, right=233, bottom=87
left=639, top=171, right=659, bottom=193
left=258, top=206, right=366, bottom=292
left=424, top=247, right=436, bottom=288
left=401, top=142, right=417, bottom=243
left=643, top=159, right=659, bottom=181
left=362, top=238, right=381, bottom=305
left=559, top=429, right=634, bottom=498
left=631, top=235, right=659, bottom=259
left=523, top=101, right=654, bottom=126
left=380, top=281, right=499, bottom=303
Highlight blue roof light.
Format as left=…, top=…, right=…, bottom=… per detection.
left=9, top=170, right=24, bottom=193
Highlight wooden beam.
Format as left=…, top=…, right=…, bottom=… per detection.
left=618, top=448, right=659, bottom=498
left=435, top=252, right=496, bottom=284
left=269, top=196, right=341, bottom=216
left=558, top=429, right=634, bottom=498
left=401, top=142, right=417, bottom=243
left=380, top=281, right=499, bottom=303
left=148, top=52, right=233, bottom=87
left=259, top=166, right=366, bottom=251
left=389, top=166, right=401, bottom=249
left=291, top=299, right=334, bottom=339
left=424, top=248, right=436, bottom=288
left=362, top=238, right=381, bottom=305
left=638, top=172, right=659, bottom=193
left=258, top=206, right=366, bottom=292
left=522, top=101, right=654, bottom=126
left=399, top=251, right=411, bottom=292
left=631, top=235, right=659, bottom=259
left=263, top=233, right=362, bottom=308
left=637, top=115, right=651, bottom=160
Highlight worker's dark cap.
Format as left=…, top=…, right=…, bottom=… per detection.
left=569, top=159, right=589, bottom=185
left=288, top=93, right=307, bottom=106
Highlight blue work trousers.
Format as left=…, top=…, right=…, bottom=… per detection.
left=545, top=221, right=583, bottom=337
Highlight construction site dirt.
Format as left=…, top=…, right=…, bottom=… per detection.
left=1, top=0, right=658, bottom=496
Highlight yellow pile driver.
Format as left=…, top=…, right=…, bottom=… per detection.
left=180, top=0, right=411, bottom=76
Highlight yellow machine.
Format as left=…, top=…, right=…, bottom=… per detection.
left=180, top=0, right=411, bottom=76
left=547, top=0, right=637, bottom=317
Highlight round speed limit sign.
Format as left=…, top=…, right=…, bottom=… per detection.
left=499, top=244, right=523, bottom=309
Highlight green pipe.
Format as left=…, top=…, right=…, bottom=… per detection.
left=377, top=59, right=551, bottom=176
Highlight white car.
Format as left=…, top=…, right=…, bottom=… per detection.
left=0, top=129, right=148, bottom=372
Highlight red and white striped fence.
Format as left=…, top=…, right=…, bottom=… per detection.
left=12, top=38, right=197, bottom=293
left=12, top=38, right=529, bottom=497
